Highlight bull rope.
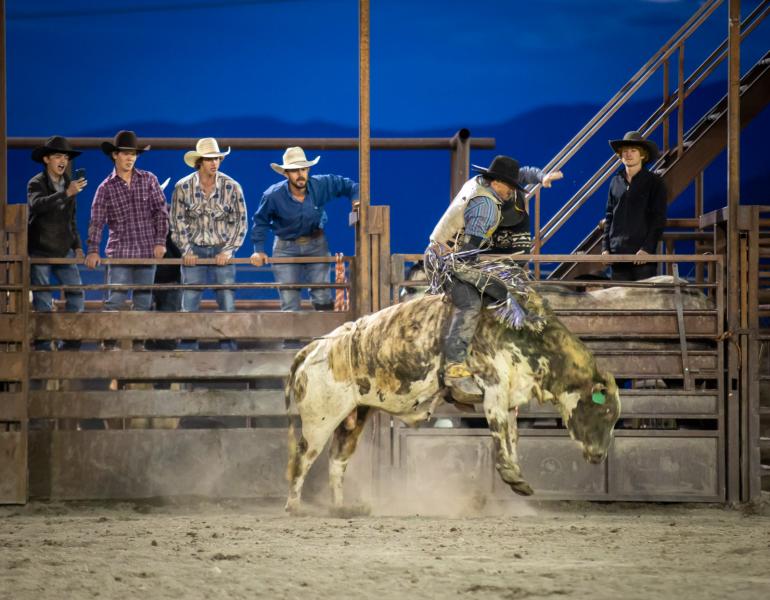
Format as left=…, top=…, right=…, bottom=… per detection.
left=424, top=245, right=547, bottom=333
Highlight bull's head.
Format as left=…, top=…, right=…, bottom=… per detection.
left=560, top=371, right=620, bottom=464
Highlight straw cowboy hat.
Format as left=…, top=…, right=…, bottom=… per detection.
left=609, top=131, right=660, bottom=163
left=472, top=155, right=526, bottom=190
left=270, top=146, right=320, bottom=175
left=184, top=138, right=231, bottom=168
left=101, top=130, right=151, bottom=156
left=31, top=136, right=82, bottom=163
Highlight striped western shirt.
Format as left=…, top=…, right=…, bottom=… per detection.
left=170, top=171, right=248, bottom=255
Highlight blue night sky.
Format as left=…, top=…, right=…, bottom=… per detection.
left=6, top=0, right=769, bottom=257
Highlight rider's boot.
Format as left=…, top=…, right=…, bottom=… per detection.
left=443, top=362, right=483, bottom=404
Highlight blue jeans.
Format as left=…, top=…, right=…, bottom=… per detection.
left=105, top=265, right=156, bottom=311
left=30, top=252, right=84, bottom=313
left=181, top=244, right=236, bottom=312
left=272, top=235, right=331, bottom=311
left=30, top=251, right=84, bottom=351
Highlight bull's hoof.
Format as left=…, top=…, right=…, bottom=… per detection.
left=329, top=503, right=372, bottom=518
left=285, top=499, right=305, bottom=516
left=508, top=480, right=534, bottom=496
left=498, top=467, right=534, bottom=496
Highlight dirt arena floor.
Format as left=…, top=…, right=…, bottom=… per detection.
left=1, top=494, right=769, bottom=600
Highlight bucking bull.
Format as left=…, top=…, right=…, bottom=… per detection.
left=284, top=291, right=621, bottom=514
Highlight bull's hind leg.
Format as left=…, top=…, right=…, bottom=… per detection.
left=328, top=407, right=372, bottom=514
left=484, top=394, right=534, bottom=496
left=286, top=417, right=340, bottom=515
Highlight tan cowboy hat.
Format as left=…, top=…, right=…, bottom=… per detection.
left=183, top=138, right=231, bottom=168
left=270, top=146, right=320, bottom=174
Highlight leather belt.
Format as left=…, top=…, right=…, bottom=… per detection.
left=283, top=229, right=324, bottom=244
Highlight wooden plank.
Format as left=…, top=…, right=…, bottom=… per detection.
left=501, top=436, right=607, bottom=497
left=560, top=313, right=717, bottom=336
left=28, top=427, right=374, bottom=501
left=518, top=391, right=719, bottom=417
left=608, top=435, right=721, bottom=501
left=0, top=392, right=26, bottom=421
left=29, top=389, right=286, bottom=419
left=0, top=432, right=27, bottom=504
left=29, top=351, right=295, bottom=380
left=594, top=352, right=717, bottom=377
left=397, top=431, right=496, bottom=497
left=32, top=310, right=350, bottom=340
left=28, top=429, right=293, bottom=500
left=0, top=314, right=24, bottom=341
left=0, top=353, right=23, bottom=380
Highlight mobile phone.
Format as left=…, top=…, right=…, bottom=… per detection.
left=73, top=168, right=86, bottom=181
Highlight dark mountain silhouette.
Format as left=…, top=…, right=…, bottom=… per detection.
left=9, top=80, right=768, bottom=257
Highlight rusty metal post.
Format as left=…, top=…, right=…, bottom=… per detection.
left=677, top=42, right=685, bottom=157
left=533, top=188, right=541, bottom=280
left=355, top=0, right=372, bottom=316
left=0, top=0, right=7, bottom=227
left=726, top=0, right=742, bottom=503
left=695, top=172, right=705, bottom=284
left=449, top=128, right=470, bottom=199
left=663, top=59, right=671, bottom=152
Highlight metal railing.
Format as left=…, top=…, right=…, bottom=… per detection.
left=529, top=0, right=769, bottom=252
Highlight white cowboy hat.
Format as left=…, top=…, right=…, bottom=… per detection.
left=183, top=138, right=231, bottom=168
left=270, top=146, right=320, bottom=174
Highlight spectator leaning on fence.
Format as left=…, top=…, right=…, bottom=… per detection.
left=27, top=136, right=87, bottom=350
left=249, top=147, right=358, bottom=312
left=85, top=130, right=169, bottom=311
left=170, top=138, right=247, bottom=313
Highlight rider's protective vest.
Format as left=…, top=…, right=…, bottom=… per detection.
left=429, top=176, right=503, bottom=249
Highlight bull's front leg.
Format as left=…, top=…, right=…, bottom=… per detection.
left=484, top=393, right=533, bottom=496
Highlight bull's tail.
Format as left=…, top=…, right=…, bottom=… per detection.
left=284, top=348, right=308, bottom=483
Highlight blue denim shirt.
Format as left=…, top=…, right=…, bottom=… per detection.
left=251, top=174, right=359, bottom=253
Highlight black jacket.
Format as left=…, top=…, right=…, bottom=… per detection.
left=27, top=171, right=82, bottom=257
left=603, top=167, right=667, bottom=254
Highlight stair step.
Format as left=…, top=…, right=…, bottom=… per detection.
left=761, top=464, right=770, bottom=475
left=760, top=437, right=770, bottom=449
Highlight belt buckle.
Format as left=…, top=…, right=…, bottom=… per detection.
left=295, top=235, right=311, bottom=244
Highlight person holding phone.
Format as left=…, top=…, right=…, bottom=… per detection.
left=26, top=135, right=87, bottom=350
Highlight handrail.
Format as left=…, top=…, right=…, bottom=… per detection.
left=7, top=136, right=495, bottom=151
left=536, top=0, right=769, bottom=249
left=537, top=0, right=723, bottom=177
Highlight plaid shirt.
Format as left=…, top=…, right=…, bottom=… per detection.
left=87, top=168, right=169, bottom=257
left=170, top=171, right=247, bottom=255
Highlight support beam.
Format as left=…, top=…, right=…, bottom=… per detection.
left=726, top=0, right=742, bottom=503
left=0, top=0, right=7, bottom=225
left=356, top=0, right=372, bottom=315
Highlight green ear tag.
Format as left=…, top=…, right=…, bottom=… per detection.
left=592, top=392, right=606, bottom=405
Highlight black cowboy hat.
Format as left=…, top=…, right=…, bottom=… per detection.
left=101, top=130, right=151, bottom=156
left=31, top=136, right=82, bottom=163
left=471, top=155, right=526, bottom=190
left=609, top=131, right=660, bottom=163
